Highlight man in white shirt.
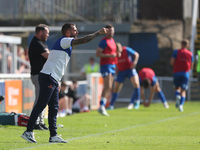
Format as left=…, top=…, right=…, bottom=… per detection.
left=21, top=23, right=108, bottom=143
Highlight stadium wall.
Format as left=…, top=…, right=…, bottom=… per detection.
left=131, top=20, right=185, bottom=76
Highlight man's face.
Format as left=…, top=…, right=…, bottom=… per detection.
left=41, top=27, right=49, bottom=42
left=61, top=85, right=67, bottom=92
left=70, top=25, right=79, bottom=38
left=74, top=83, right=78, bottom=89
left=106, top=27, right=115, bottom=38
left=89, top=59, right=94, bottom=65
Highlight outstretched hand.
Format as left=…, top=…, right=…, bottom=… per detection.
left=99, top=28, right=108, bottom=35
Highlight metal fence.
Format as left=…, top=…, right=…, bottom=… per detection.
left=0, top=0, right=137, bottom=25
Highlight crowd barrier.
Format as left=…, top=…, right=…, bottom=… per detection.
left=0, top=73, right=197, bottom=116
left=0, top=74, right=34, bottom=116
left=87, top=73, right=103, bottom=110
left=0, top=74, right=95, bottom=116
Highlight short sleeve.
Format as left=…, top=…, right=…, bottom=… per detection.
left=37, top=41, right=48, bottom=54
left=191, top=55, right=194, bottom=62
left=172, top=50, right=178, bottom=58
left=126, top=47, right=136, bottom=55
left=60, top=37, right=74, bottom=49
left=98, top=39, right=107, bottom=50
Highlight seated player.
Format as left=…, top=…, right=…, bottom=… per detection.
left=67, top=80, right=90, bottom=113
left=58, top=82, right=73, bottom=117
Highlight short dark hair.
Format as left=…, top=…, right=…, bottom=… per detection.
left=105, top=24, right=113, bottom=29
left=61, top=23, right=75, bottom=36
left=141, top=79, right=150, bottom=89
left=72, top=79, right=77, bottom=84
left=181, top=39, right=189, bottom=47
left=61, top=82, right=67, bottom=87
left=35, top=24, right=49, bottom=33
left=89, top=57, right=94, bottom=61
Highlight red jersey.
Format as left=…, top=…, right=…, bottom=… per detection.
left=139, top=68, right=155, bottom=83
left=98, top=37, right=117, bottom=65
left=173, top=48, right=193, bottom=73
left=117, top=46, right=136, bottom=71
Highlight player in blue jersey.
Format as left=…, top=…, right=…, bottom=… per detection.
left=21, top=23, right=108, bottom=143
left=107, top=43, right=140, bottom=110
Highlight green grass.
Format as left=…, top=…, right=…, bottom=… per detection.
left=0, top=101, right=200, bottom=150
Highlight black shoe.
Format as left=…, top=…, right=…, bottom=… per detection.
left=40, top=124, right=48, bottom=130
left=34, top=124, right=44, bottom=130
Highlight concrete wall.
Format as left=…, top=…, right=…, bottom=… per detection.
left=131, top=20, right=184, bottom=76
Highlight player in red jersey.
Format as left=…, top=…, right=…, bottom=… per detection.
left=107, top=42, right=140, bottom=110
left=170, top=39, right=193, bottom=112
left=139, top=68, right=169, bottom=108
left=96, top=24, right=117, bottom=116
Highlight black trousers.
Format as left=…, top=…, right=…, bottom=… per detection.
left=27, top=73, right=59, bottom=137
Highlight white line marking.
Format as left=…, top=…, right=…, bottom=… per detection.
left=15, top=111, right=200, bottom=150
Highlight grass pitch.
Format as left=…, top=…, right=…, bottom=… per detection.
left=0, top=101, right=200, bottom=150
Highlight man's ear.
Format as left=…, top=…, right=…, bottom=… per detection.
left=65, top=30, right=70, bottom=36
left=39, top=30, right=43, bottom=35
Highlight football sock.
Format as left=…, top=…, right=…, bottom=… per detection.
left=180, top=96, right=186, bottom=105
left=110, top=93, right=119, bottom=106
left=157, top=91, right=167, bottom=103
left=130, top=88, right=140, bottom=104
left=175, top=91, right=180, bottom=99
left=100, top=97, right=107, bottom=106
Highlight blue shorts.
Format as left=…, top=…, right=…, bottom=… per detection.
left=115, top=69, right=138, bottom=83
left=100, top=64, right=116, bottom=78
left=151, top=76, right=158, bottom=86
left=139, top=75, right=158, bottom=87
left=173, top=72, right=189, bottom=90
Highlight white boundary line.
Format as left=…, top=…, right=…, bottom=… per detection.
left=15, top=111, right=200, bottom=150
